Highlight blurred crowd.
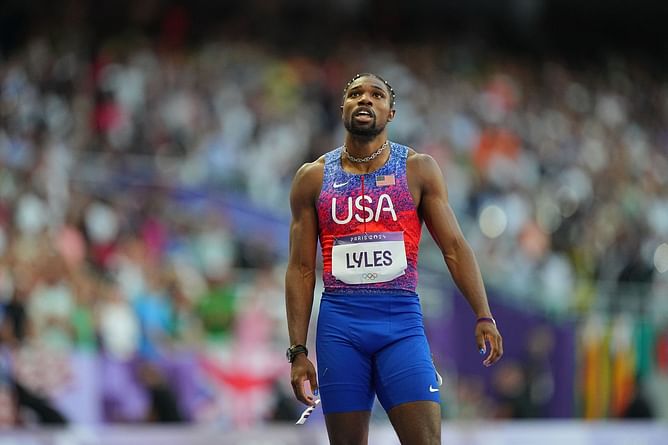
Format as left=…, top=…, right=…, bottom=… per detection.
left=3, top=34, right=663, bottom=316
left=1, top=10, right=668, bottom=424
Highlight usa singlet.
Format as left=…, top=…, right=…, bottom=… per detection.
left=314, top=142, right=441, bottom=414
left=317, top=142, right=422, bottom=293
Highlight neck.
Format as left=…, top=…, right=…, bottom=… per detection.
left=341, top=135, right=390, bottom=173
left=343, top=134, right=388, bottom=157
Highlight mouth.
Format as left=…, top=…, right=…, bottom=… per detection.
left=352, top=108, right=374, bottom=123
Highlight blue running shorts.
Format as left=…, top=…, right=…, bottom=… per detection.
left=315, top=291, right=441, bottom=414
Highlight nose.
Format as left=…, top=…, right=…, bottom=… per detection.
left=357, top=92, right=372, bottom=105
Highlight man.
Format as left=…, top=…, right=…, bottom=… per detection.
left=285, top=73, right=503, bottom=444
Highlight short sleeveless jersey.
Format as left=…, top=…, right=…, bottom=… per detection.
left=317, top=142, right=422, bottom=293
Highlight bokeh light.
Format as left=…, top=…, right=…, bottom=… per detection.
left=655, top=243, right=668, bottom=273
left=479, top=204, right=508, bottom=239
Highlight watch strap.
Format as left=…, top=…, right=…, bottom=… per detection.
left=287, top=344, right=308, bottom=363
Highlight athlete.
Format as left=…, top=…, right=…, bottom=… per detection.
left=285, top=73, right=503, bottom=444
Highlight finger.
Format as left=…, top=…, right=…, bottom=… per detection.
left=481, top=334, right=492, bottom=366
left=303, top=390, right=315, bottom=405
left=300, top=376, right=317, bottom=405
left=308, top=370, right=319, bottom=403
left=291, top=375, right=310, bottom=405
left=476, top=332, right=486, bottom=355
left=290, top=376, right=304, bottom=402
left=484, top=333, right=503, bottom=366
left=493, top=333, right=504, bottom=363
left=484, top=333, right=498, bottom=366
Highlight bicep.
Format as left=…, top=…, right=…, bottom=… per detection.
left=418, top=156, right=466, bottom=252
left=288, top=166, right=319, bottom=270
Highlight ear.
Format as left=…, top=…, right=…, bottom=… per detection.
left=387, top=109, right=396, bottom=121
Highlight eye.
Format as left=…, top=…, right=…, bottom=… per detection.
left=349, top=91, right=360, bottom=97
left=373, top=92, right=384, bottom=98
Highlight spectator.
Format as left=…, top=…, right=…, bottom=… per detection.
left=1, top=7, right=668, bottom=424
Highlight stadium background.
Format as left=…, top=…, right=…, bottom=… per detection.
left=1, top=0, right=668, bottom=443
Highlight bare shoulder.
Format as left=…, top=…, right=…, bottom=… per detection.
left=290, top=156, right=325, bottom=204
left=406, top=149, right=443, bottom=180
left=293, top=156, right=325, bottom=185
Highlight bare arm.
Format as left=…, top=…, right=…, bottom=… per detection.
left=412, top=153, right=503, bottom=366
left=285, top=160, right=322, bottom=404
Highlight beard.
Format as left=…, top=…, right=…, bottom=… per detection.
left=344, top=116, right=386, bottom=139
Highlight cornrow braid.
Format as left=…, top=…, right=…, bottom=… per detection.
left=342, top=73, right=396, bottom=108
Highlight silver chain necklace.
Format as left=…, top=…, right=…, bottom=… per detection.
left=343, top=140, right=389, bottom=163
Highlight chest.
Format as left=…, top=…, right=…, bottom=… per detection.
left=321, top=170, right=419, bottom=224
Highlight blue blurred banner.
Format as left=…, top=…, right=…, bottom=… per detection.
left=428, top=291, right=576, bottom=418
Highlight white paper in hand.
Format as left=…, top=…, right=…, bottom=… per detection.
left=295, top=398, right=321, bottom=425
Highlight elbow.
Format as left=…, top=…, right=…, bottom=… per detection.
left=286, top=263, right=316, bottom=281
left=441, top=236, right=473, bottom=265
left=298, top=268, right=316, bottom=282
left=442, top=234, right=467, bottom=256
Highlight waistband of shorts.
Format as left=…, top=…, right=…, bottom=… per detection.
left=322, top=288, right=418, bottom=298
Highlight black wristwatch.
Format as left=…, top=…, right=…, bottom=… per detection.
left=286, top=344, right=308, bottom=363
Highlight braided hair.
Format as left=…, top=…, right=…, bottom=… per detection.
left=342, top=73, right=396, bottom=108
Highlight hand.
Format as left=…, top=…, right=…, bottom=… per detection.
left=475, top=320, right=503, bottom=367
left=290, top=354, right=319, bottom=406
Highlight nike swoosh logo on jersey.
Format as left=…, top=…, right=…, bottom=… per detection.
left=429, top=385, right=439, bottom=393
left=333, top=181, right=349, bottom=188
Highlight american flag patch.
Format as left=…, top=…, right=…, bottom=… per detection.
left=376, top=174, right=395, bottom=187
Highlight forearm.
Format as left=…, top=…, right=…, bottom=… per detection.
left=443, top=240, right=493, bottom=318
left=285, top=265, right=316, bottom=345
